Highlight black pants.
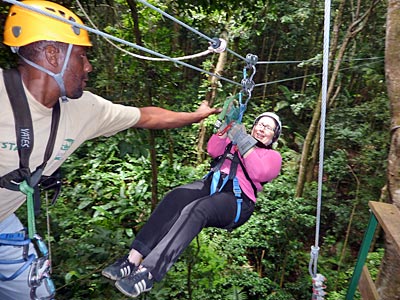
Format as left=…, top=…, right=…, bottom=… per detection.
left=131, top=176, right=255, bottom=281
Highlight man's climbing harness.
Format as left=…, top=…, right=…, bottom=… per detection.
left=0, top=231, right=36, bottom=281
left=0, top=69, right=59, bottom=300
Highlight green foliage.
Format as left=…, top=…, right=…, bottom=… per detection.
left=0, top=0, right=389, bottom=298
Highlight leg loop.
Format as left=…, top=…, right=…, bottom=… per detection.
left=0, top=231, right=34, bottom=281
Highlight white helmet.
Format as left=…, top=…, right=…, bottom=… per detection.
left=253, top=112, right=282, bottom=144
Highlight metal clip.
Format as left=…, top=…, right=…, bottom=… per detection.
left=312, top=273, right=327, bottom=300
left=28, top=257, right=55, bottom=300
left=28, top=235, right=56, bottom=300
left=245, top=53, right=258, bottom=67
left=241, top=54, right=258, bottom=99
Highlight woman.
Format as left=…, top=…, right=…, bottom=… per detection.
left=102, top=112, right=283, bottom=298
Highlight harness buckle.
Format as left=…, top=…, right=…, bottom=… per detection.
left=232, top=177, right=242, bottom=197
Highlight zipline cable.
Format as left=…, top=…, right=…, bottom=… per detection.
left=2, top=0, right=241, bottom=87
left=256, top=56, right=384, bottom=65
left=254, top=58, right=383, bottom=87
left=75, top=0, right=227, bottom=62
left=135, top=0, right=247, bottom=62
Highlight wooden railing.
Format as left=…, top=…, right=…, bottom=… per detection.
left=346, top=201, right=400, bottom=300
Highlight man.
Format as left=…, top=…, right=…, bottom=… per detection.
left=0, top=1, right=219, bottom=299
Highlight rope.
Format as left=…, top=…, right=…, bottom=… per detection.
left=45, top=191, right=53, bottom=272
left=3, top=0, right=241, bottom=87
left=308, top=0, right=331, bottom=298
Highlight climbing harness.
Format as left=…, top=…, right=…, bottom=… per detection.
left=207, top=55, right=260, bottom=223
left=0, top=231, right=36, bottom=282
left=205, top=142, right=258, bottom=223
left=0, top=69, right=62, bottom=213
left=0, top=69, right=59, bottom=299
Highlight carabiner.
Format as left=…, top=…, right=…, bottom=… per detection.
left=29, top=257, right=55, bottom=300
left=241, top=53, right=258, bottom=99
left=30, top=277, right=55, bottom=300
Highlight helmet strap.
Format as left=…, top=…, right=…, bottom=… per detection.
left=14, top=44, right=73, bottom=103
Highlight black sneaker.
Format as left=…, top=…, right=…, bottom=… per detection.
left=102, top=256, right=138, bottom=280
left=115, top=267, right=153, bottom=298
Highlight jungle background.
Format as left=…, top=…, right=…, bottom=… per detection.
left=0, top=0, right=391, bottom=299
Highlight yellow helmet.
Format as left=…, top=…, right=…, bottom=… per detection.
left=3, top=1, right=92, bottom=47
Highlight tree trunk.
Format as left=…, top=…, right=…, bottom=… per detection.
left=197, top=31, right=228, bottom=163
left=126, top=0, right=159, bottom=210
left=295, top=0, right=382, bottom=197
left=375, top=0, right=400, bottom=298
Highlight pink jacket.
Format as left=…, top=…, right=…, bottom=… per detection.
left=207, top=134, right=282, bottom=202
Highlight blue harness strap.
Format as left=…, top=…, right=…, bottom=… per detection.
left=210, top=170, right=220, bottom=195
left=232, top=177, right=243, bottom=223
left=0, top=254, right=36, bottom=281
left=0, top=232, right=35, bottom=282
left=0, top=232, right=31, bottom=247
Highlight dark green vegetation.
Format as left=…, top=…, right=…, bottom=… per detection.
left=0, top=0, right=388, bottom=299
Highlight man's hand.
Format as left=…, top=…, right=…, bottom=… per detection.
left=195, top=101, right=222, bottom=119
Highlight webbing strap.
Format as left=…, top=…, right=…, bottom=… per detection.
left=0, top=254, right=36, bottom=282
left=211, top=142, right=258, bottom=194
left=210, top=170, right=220, bottom=195
left=20, top=181, right=36, bottom=239
left=0, top=232, right=26, bottom=241
left=0, top=232, right=30, bottom=246
left=4, top=69, right=34, bottom=171
left=232, top=177, right=242, bottom=223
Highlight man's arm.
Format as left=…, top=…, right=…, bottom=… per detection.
left=134, top=101, right=220, bottom=129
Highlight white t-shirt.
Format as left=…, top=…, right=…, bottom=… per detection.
left=0, top=68, right=141, bottom=221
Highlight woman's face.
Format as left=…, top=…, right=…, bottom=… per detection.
left=251, top=116, right=276, bottom=145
